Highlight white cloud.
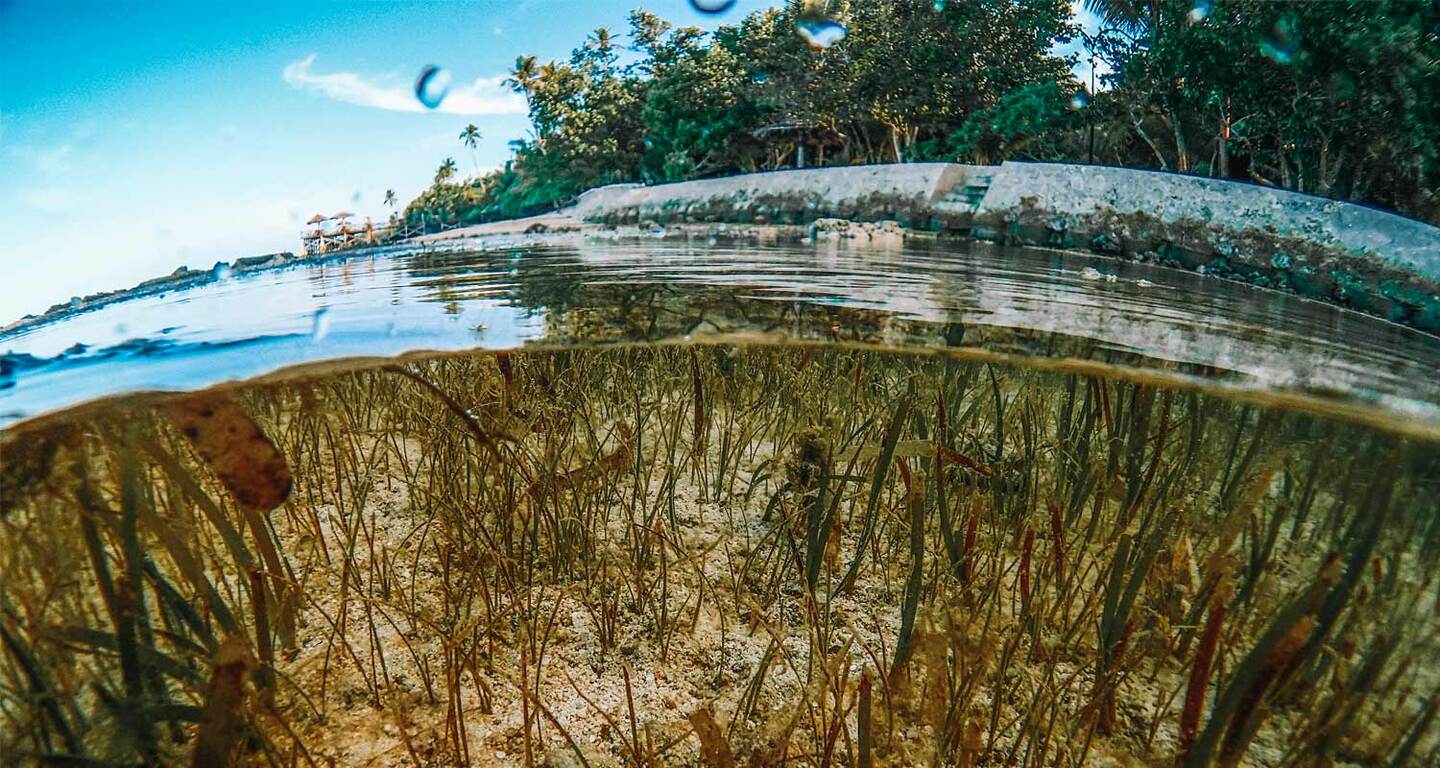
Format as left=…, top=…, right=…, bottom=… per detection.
left=17, top=186, right=76, bottom=213
left=6, top=142, right=75, bottom=174
left=282, top=55, right=526, bottom=115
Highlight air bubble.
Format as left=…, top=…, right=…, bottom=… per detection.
left=689, top=0, right=737, bottom=14
left=1186, top=0, right=1210, bottom=24
left=1260, top=16, right=1300, bottom=64
left=311, top=308, right=331, bottom=342
left=796, top=15, right=846, bottom=49
left=415, top=65, right=452, bottom=109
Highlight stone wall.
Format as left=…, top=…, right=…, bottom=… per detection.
left=972, top=162, right=1440, bottom=333
left=976, top=162, right=1439, bottom=277
left=572, top=163, right=988, bottom=229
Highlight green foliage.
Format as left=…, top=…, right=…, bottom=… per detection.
left=402, top=0, right=1439, bottom=224
left=934, top=81, right=1081, bottom=163
left=405, top=0, right=1077, bottom=220
left=1089, top=0, right=1440, bottom=218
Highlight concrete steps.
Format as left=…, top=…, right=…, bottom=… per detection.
left=933, top=171, right=994, bottom=214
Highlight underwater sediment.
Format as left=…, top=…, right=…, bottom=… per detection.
left=3, top=342, right=1438, bottom=766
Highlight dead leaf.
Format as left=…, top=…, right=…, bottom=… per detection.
left=167, top=392, right=291, bottom=511
left=688, top=704, right=736, bottom=768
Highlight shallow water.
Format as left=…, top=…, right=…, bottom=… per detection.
left=3, top=237, right=1440, bottom=766
left=4, top=236, right=1439, bottom=431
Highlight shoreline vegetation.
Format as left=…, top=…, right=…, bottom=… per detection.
left=397, top=0, right=1438, bottom=233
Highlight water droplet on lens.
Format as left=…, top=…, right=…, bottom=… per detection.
left=310, top=308, right=331, bottom=342
left=1186, top=0, right=1210, bottom=24
left=1069, top=91, right=1090, bottom=111
left=796, top=15, right=846, bottom=49
left=689, top=0, right=737, bottom=14
left=415, top=65, right=452, bottom=109
left=1260, top=15, right=1300, bottom=64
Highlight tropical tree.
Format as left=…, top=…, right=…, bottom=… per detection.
left=434, top=158, right=458, bottom=185
left=1086, top=0, right=1439, bottom=216
left=399, top=0, right=1439, bottom=223
left=459, top=124, right=482, bottom=176
left=501, top=24, right=647, bottom=206
left=1082, top=0, right=1159, bottom=34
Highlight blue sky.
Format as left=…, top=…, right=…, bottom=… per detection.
left=1, top=1, right=1097, bottom=322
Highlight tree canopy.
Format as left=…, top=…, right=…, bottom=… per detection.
left=404, top=0, right=1440, bottom=227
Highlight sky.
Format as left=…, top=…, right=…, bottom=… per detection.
left=0, top=0, right=1099, bottom=322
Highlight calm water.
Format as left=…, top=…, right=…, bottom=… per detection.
left=4, top=235, right=1438, bottom=431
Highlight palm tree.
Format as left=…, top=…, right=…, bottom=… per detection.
left=1082, top=0, right=1158, bottom=36
left=507, top=55, right=539, bottom=99
left=591, top=27, right=613, bottom=52
left=435, top=158, right=458, bottom=185
left=383, top=189, right=397, bottom=209
left=459, top=124, right=482, bottom=176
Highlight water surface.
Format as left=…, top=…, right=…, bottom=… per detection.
left=4, top=235, right=1438, bottom=429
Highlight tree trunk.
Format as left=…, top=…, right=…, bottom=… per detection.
left=1168, top=107, right=1190, bottom=172
left=1218, top=98, right=1230, bottom=178
left=1133, top=116, right=1169, bottom=170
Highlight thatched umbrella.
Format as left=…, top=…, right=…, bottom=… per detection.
left=333, top=211, right=355, bottom=244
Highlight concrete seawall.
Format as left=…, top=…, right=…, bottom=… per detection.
left=569, top=161, right=1440, bottom=333
left=572, top=163, right=991, bottom=230
left=976, top=163, right=1439, bottom=278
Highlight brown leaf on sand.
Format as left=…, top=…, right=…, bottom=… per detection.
left=191, top=635, right=253, bottom=768
left=688, top=703, right=736, bottom=768
left=166, top=391, right=292, bottom=511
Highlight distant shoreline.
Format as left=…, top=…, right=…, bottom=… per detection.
left=7, top=161, right=1439, bottom=339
